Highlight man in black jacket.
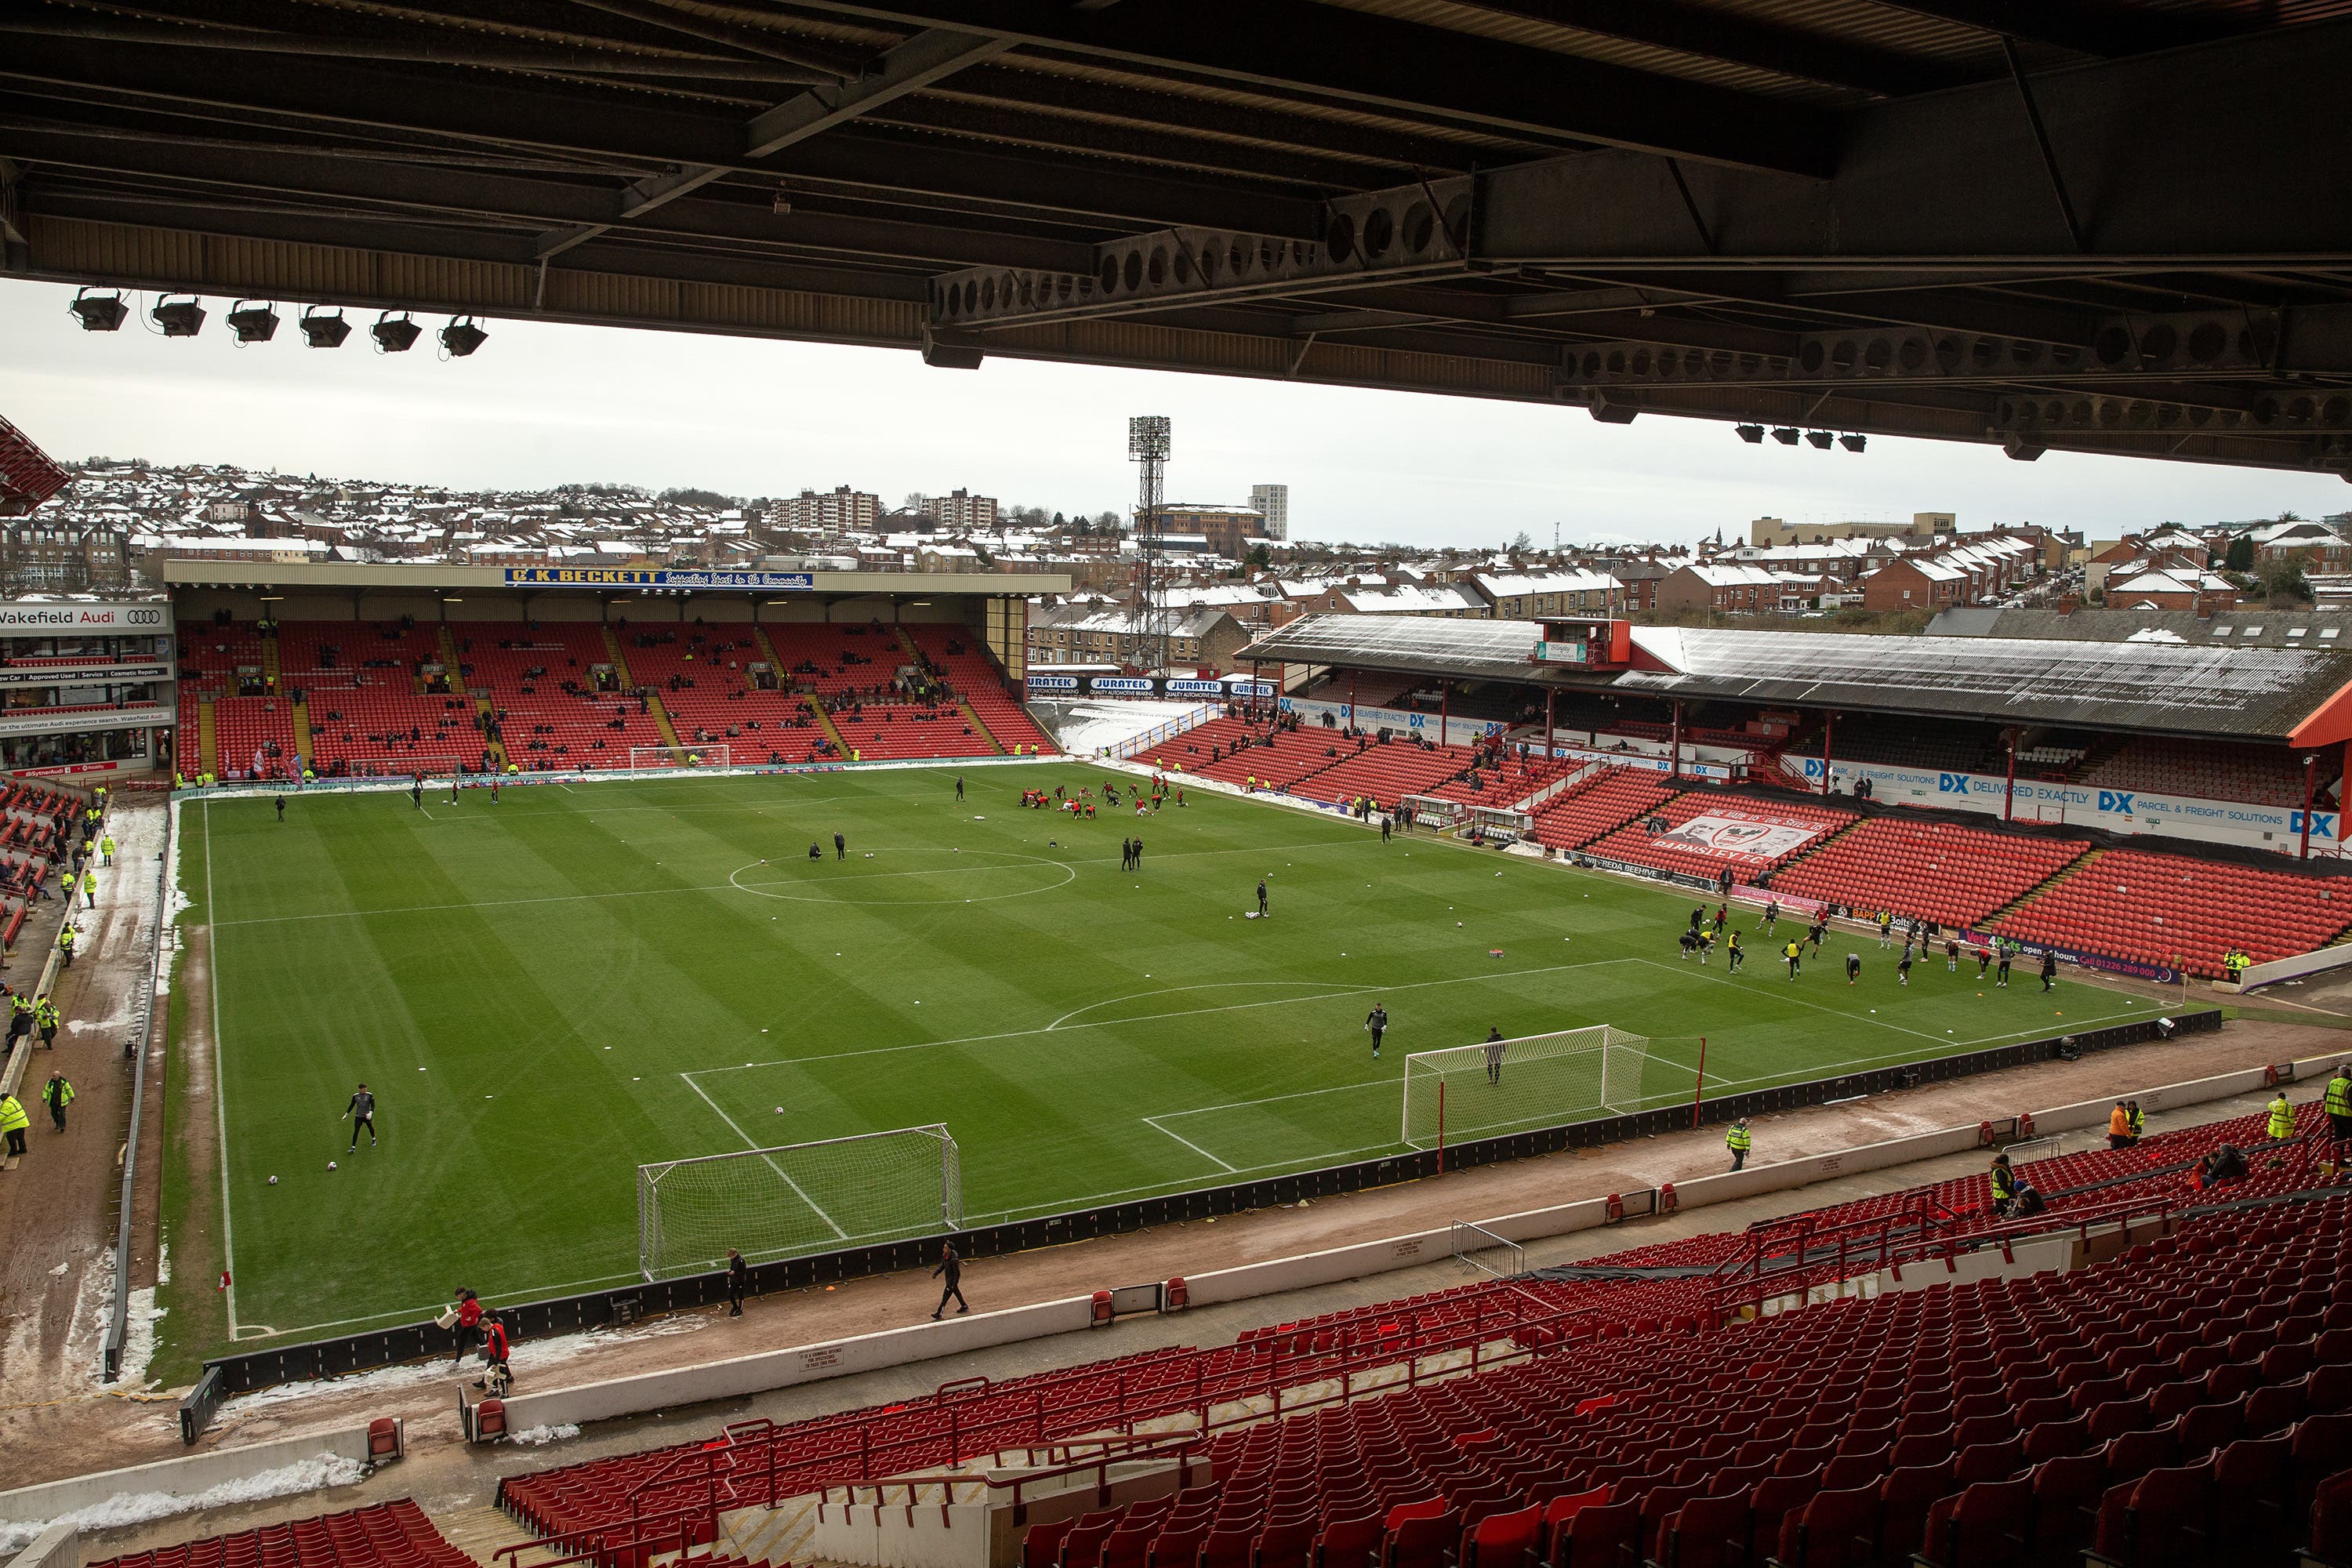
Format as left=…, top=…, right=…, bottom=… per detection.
left=930, top=1243, right=969, bottom=1319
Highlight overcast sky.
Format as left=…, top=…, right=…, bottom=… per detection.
left=4, top=277, right=2346, bottom=549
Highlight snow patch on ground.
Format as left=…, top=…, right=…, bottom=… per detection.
left=2125, top=626, right=2188, bottom=643
left=506, top=1424, right=582, bottom=1446
left=0, top=1453, right=367, bottom=1555
left=216, top=1308, right=708, bottom=1417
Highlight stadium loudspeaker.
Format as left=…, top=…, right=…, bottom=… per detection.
left=924, top=340, right=985, bottom=369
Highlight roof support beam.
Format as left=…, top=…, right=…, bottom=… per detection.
left=765, top=0, right=1837, bottom=173
left=1867, top=1, right=2229, bottom=58
left=535, top=28, right=1013, bottom=258
left=1449, top=0, right=1968, bottom=96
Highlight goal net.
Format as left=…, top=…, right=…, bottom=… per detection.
left=637, top=1123, right=962, bottom=1280
left=1402, top=1025, right=1648, bottom=1150
left=628, top=743, right=731, bottom=770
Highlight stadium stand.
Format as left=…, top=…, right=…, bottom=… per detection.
left=618, top=628, right=828, bottom=763
left=85, top=1501, right=478, bottom=1568
left=1527, top=770, right=1679, bottom=852
left=1296, top=739, right=1482, bottom=811
left=1582, top=790, right=1857, bottom=877
left=1766, top=819, right=2092, bottom=930
left=1991, top=848, right=2352, bottom=979
left=1173, top=718, right=1362, bottom=792
left=2079, top=737, right=2334, bottom=811
left=1428, top=750, right=1580, bottom=812
left=490, top=1102, right=2348, bottom=1568
left=903, top=624, right=1057, bottom=754
left=209, top=696, right=299, bottom=780
left=452, top=622, right=666, bottom=769
left=1782, top=714, right=2005, bottom=776
left=762, top=622, right=993, bottom=760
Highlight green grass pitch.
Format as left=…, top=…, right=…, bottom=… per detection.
left=180, top=763, right=2169, bottom=1342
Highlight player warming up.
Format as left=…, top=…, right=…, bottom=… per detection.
left=343, top=1082, right=377, bottom=1151
left=1366, top=1003, right=1388, bottom=1059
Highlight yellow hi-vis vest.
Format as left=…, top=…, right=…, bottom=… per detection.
left=1726, top=1124, right=1752, bottom=1152
left=2269, top=1095, right=2297, bottom=1141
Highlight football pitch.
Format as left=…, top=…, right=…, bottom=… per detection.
left=178, top=763, right=2170, bottom=1343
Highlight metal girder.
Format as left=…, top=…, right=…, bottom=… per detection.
left=0, top=13, right=838, bottom=85
left=1991, top=388, right=2352, bottom=440
left=762, top=0, right=1838, bottom=174
left=1547, top=307, right=2352, bottom=393
left=0, top=38, right=1320, bottom=234
left=1449, top=0, right=1970, bottom=96
left=860, top=96, right=1387, bottom=191
left=5, top=125, right=1093, bottom=271
left=1867, top=0, right=2227, bottom=58
left=535, top=27, right=1012, bottom=258
left=931, top=176, right=1473, bottom=329
left=562, top=0, right=869, bottom=76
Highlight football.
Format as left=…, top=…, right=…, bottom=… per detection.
left=327, top=1160, right=339, bottom=1171
left=267, top=1174, right=278, bottom=1185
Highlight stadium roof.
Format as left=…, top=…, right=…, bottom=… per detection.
left=4, top=2, right=2350, bottom=477
left=0, top=415, right=69, bottom=517
left=1238, top=613, right=2352, bottom=745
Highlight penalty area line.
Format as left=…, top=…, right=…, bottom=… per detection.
left=678, top=1073, right=848, bottom=1241
left=1141, top=1116, right=1237, bottom=1173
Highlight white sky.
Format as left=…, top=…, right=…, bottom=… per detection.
left=3, top=278, right=2345, bottom=548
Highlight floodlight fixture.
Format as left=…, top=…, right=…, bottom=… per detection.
left=2004, top=438, right=2046, bottom=462
left=1735, top=423, right=1764, bottom=444
left=1771, top=426, right=1800, bottom=445
left=151, top=294, right=206, bottom=337
left=370, top=310, right=423, bottom=354
left=439, top=315, right=488, bottom=358
left=227, top=299, right=280, bottom=344
left=1128, top=415, right=1171, bottom=462
left=1805, top=429, right=1834, bottom=449
left=299, top=307, right=351, bottom=348
left=68, top=288, right=129, bottom=332
left=1838, top=434, right=1867, bottom=453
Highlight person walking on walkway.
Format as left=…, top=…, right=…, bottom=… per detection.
left=930, top=1242, right=969, bottom=1319
left=42, top=1071, right=72, bottom=1132
left=0, top=1091, right=28, bottom=1158
left=727, top=1248, right=750, bottom=1317
left=1726, top=1118, right=1752, bottom=1171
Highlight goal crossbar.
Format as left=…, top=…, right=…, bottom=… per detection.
left=637, top=1123, right=961, bottom=1280
left=1402, top=1024, right=1647, bottom=1152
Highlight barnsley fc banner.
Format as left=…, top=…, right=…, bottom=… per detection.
left=1648, top=808, right=1828, bottom=869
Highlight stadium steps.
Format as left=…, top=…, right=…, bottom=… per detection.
left=197, top=697, right=217, bottom=778
left=1980, top=844, right=2101, bottom=927
left=289, top=695, right=314, bottom=773
left=602, top=625, right=684, bottom=753
left=433, top=1506, right=568, bottom=1568
left=757, top=628, right=852, bottom=757
left=440, top=625, right=506, bottom=770
left=718, top=1495, right=818, bottom=1566
left=891, top=624, right=1004, bottom=754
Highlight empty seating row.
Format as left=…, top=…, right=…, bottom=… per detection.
left=1992, top=848, right=2352, bottom=979
left=1766, top=818, right=2091, bottom=930
left=1527, top=771, right=1679, bottom=852
left=88, top=1499, right=476, bottom=1568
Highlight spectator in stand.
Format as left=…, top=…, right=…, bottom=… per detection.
left=2107, top=1101, right=2133, bottom=1151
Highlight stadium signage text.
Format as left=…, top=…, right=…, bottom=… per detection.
left=1277, top=695, right=1507, bottom=750
left=1784, top=755, right=2335, bottom=854
left=0, top=600, right=172, bottom=632
left=1025, top=673, right=1276, bottom=699
left=501, top=568, right=816, bottom=590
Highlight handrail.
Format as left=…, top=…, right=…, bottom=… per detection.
left=1106, top=706, right=1220, bottom=761
left=1708, top=1187, right=2188, bottom=1318
left=818, top=1431, right=1201, bottom=1515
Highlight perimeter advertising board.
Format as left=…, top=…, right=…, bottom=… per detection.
left=1276, top=695, right=1507, bottom=749
left=1780, top=754, right=2336, bottom=854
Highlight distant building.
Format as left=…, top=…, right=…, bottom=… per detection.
left=1156, top=503, right=1267, bottom=558
left=1467, top=568, right=1620, bottom=619
left=1026, top=603, right=1253, bottom=672
left=1658, top=563, right=1823, bottom=615
left=920, top=488, right=999, bottom=529
left=1751, top=513, right=1955, bottom=548
left=1859, top=556, right=1969, bottom=612
left=1249, top=484, right=1290, bottom=542
left=776, top=486, right=882, bottom=531
left=0, top=518, right=135, bottom=593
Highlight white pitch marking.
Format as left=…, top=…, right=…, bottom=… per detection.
left=1141, top=1115, right=1237, bottom=1173
left=679, top=1073, right=848, bottom=1240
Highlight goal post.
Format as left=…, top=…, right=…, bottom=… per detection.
left=1402, top=1025, right=1649, bottom=1152
left=637, top=1123, right=962, bottom=1280
left=628, top=743, right=731, bottom=771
